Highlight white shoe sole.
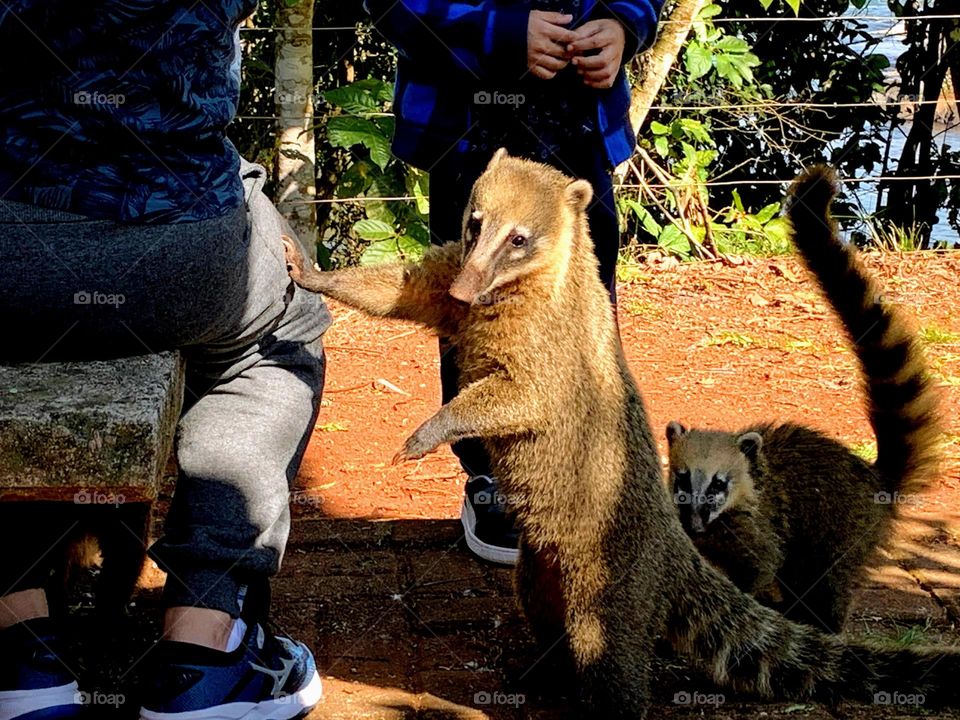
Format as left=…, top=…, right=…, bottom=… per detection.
left=460, top=499, right=519, bottom=566
left=0, top=681, right=81, bottom=720
left=139, top=669, right=322, bottom=720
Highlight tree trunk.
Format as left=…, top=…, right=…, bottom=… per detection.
left=275, top=0, right=317, bottom=259
left=627, top=0, right=708, bottom=134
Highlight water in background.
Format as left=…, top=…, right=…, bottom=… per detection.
left=844, top=0, right=958, bottom=245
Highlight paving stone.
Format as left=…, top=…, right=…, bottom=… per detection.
left=392, top=518, right=466, bottom=547
left=405, top=550, right=496, bottom=598
left=289, top=518, right=393, bottom=548
left=411, top=597, right=513, bottom=635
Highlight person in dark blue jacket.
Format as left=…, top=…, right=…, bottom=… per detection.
left=0, top=3, right=325, bottom=718
left=365, top=0, right=663, bottom=565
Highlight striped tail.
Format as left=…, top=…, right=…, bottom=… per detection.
left=668, top=552, right=960, bottom=705
left=785, top=166, right=941, bottom=495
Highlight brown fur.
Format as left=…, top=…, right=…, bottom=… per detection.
left=285, top=154, right=959, bottom=717
left=667, top=167, right=942, bottom=633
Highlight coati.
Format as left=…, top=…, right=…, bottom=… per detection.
left=666, top=166, right=941, bottom=633
left=284, top=152, right=960, bottom=717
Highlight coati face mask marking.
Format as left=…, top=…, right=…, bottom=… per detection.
left=672, top=467, right=733, bottom=534
left=666, top=421, right=759, bottom=535
left=449, top=148, right=593, bottom=305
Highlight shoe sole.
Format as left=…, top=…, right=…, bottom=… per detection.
left=460, top=499, right=519, bottom=566
left=139, top=669, right=322, bottom=720
left=0, top=682, right=83, bottom=720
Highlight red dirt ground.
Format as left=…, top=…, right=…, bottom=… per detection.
left=295, top=251, right=960, bottom=521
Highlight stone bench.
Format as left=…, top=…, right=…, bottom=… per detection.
left=0, top=352, right=185, bottom=610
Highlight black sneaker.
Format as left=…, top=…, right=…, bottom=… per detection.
left=460, top=475, right=520, bottom=565
left=0, top=617, right=86, bottom=719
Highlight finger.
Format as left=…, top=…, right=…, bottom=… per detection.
left=572, top=52, right=609, bottom=71
left=530, top=53, right=568, bottom=72
left=532, top=38, right=570, bottom=59
left=535, top=12, right=574, bottom=25
left=530, top=64, right=558, bottom=80
left=541, top=23, right=578, bottom=44
left=582, top=70, right=616, bottom=88
left=567, top=31, right=609, bottom=54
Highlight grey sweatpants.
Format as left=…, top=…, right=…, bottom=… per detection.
left=0, top=160, right=331, bottom=617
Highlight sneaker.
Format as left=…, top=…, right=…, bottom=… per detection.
left=0, top=617, right=85, bottom=720
left=460, top=475, right=520, bottom=565
left=139, top=623, right=322, bottom=720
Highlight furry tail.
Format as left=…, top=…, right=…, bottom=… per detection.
left=785, top=166, right=940, bottom=495
left=669, top=554, right=960, bottom=705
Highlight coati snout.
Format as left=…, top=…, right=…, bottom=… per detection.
left=449, top=148, right=593, bottom=305
left=666, top=420, right=759, bottom=534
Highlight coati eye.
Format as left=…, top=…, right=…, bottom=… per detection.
left=510, top=233, right=527, bottom=248
left=708, top=474, right=728, bottom=493
left=467, top=214, right=482, bottom=240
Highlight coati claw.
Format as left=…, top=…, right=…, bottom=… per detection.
left=281, top=235, right=303, bottom=281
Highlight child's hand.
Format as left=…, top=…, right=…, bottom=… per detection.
left=567, top=19, right=626, bottom=89
left=527, top=11, right=577, bottom=80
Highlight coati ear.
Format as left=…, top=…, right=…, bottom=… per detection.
left=736, top=432, right=764, bottom=461
left=666, top=421, right=688, bottom=446
left=487, top=147, right=509, bottom=170
left=564, top=179, right=593, bottom=212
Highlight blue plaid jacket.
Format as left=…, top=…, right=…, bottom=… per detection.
left=0, top=1, right=255, bottom=224
left=364, top=0, right=664, bottom=169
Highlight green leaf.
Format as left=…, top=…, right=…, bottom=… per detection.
left=407, top=169, right=430, bottom=216
left=684, top=43, right=714, bottom=81
left=715, top=36, right=750, bottom=53
left=322, top=79, right=393, bottom=113
left=359, top=234, right=426, bottom=265
left=715, top=55, right=742, bottom=87
left=732, top=188, right=745, bottom=213
left=353, top=218, right=395, bottom=241
left=334, top=159, right=375, bottom=198
left=327, top=116, right=393, bottom=171
left=754, top=202, right=781, bottom=225
left=764, top=217, right=792, bottom=247
left=654, top=135, right=669, bottom=158
left=650, top=120, right=670, bottom=135
left=757, top=0, right=774, bottom=9
left=364, top=200, right=396, bottom=226
left=658, top=224, right=692, bottom=258
left=697, top=3, right=722, bottom=19
left=395, top=234, right=428, bottom=261
left=784, top=0, right=800, bottom=15
left=624, top=199, right=662, bottom=238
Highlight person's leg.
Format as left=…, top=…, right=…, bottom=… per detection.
left=546, top=141, right=620, bottom=306
left=0, top=161, right=329, bottom=717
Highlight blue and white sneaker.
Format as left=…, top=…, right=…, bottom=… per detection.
left=460, top=475, right=520, bottom=566
left=139, top=623, right=322, bottom=720
left=0, top=617, right=85, bottom=720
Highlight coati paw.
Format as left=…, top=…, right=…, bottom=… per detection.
left=281, top=235, right=304, bottom=282
left=392, top=427, right=440, bottom=464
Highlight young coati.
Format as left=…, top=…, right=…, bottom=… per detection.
left=666, top=166, right=941, bottom=633
left=284, top=153, right=960, bottom=717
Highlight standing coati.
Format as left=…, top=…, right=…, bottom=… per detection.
left=284, top=152, right=960, bottom=717
left=666, top=166, right=941, bottom=633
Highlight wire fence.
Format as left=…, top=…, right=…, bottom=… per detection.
left=261, top=9, right=960, bottom=209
